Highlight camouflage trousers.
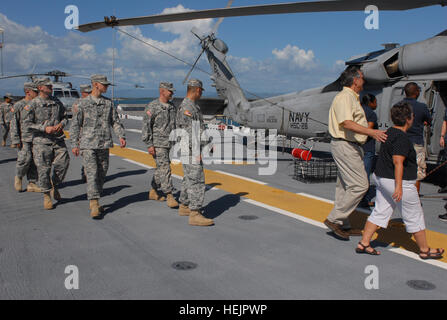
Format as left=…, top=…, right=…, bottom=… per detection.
left=81, top=149, right=109, bottom=200
left=151, top=147, right=173, bottom=194
left=179, top=161, right=205, bottom=211
left=16, top=141, right=38, bottom=183
left=33, top=140, right=70, bottom=193
left=1, top=124, right=9, bottom=142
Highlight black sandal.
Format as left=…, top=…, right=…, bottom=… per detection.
left=355, top=242, right=380, bottom=255
left=419, top=248, right=444, bottom=260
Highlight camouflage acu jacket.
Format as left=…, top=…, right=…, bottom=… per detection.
left=24, top=96, right=68, bottom=145
left=0, top=102, right=15, bottom=126
left=70, top=95, right=125, bottom=150
left=141, top=98, right=176, bottom=148
left=10, top=98, right=35, bottom=144
left=71, top=97, right=84, bottom=115
left=176, top=97, right=209, bottom=153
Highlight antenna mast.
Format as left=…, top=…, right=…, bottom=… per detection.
left=0, top=28, right=4, bottom=76
left=112, top=27, right=116, bottom=104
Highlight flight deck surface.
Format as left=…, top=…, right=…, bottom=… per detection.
left=0, top=119, right=446, bottom=299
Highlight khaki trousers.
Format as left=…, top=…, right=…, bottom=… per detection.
left=327, top=140, right=369, bottom=227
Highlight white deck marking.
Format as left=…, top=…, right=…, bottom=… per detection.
left=214, top=170, right=267, bottom=185
left=125, top=129, right=142, bottom=133
left=388, top=248, right=447, bottom=270
left=121, top=158, right=153, bottom=170
left=243, top=198, right=328, bottom=229
left=297, top=193, right=334, bottom=204
left=297, top=193, right=371, bottom=215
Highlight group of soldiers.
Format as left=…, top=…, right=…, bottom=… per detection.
left=1, top=75, right=214, bottom=227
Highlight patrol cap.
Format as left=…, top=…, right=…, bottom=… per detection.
left=91, top=74, right=113, bottom=86
left=3, top=92, right=13, bottom=99
left=35, top=77, right=52, bottom=87
left=24, top=82, right=38, bottom=92
left=159, top=82, right=175, bottom=92
left=80, top=84, right=92, bottom=93
left=187, top=79, right=205, bottom=91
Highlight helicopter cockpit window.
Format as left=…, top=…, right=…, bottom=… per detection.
left=64, top=90, right=71, bottom=97
left=384, top=53, right=403, bottom=78
left=70, top=90, right=80, bottom=98
left=346, top=50, right=387, bottom=65
left=53, top=89, right=64, bottom=98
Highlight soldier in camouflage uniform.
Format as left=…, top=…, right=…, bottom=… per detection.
left=142, top=82, right=179, bottom=208
left=72, top=84, right=92, bottom=183
left=70, top=75, right=126, bottom=219
left=0, top=93, right=15, bottom=147
left=24, top=77, right=70, bottom=210
left=176, top=79, right=214, bottom=226
left=10, top=82, right=39, bottom=192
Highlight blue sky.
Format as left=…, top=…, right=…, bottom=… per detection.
left=0, top=1, right=446, bottom=97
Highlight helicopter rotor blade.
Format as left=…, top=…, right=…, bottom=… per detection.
left=182, top=46, right=206, bottom=85
left=212, top=17, right=225, bottom=36
left=30, top=63, right=37, bottom=75
left=77, top=0, right=446, bottom=33
left=183, top=1, right=233, bottom=85
left=0, top=73, right=47, bottom=80
left=211, top=0, right=234, bottom=35
left=190, top=27, right=204, bottom=41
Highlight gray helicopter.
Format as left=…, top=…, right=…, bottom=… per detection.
left=0, top=70, right=82, bottom=117
left=78, top=0, right=447, bottom=162
left=198, top=28, right=447, bottom=164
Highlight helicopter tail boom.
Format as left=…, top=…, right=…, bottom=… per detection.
left=204, top=36, right=251, bottom=125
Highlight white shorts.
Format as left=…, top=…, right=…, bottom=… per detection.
left=368, top=174, right=426, bottom=233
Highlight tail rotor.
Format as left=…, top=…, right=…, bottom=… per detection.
left=182, top=0, right=233, bottom=85
left=182, top=29, right=208, bottom=85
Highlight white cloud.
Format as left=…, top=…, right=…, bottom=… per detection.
left=116, top=5, right=216, bottom=78
left=155, top=5, right=214, bottom=37
left=0, top=8, right=340, bottom=97
left=224, top=44, right=339, bottom=95
left=0, top=13, right=96, bottom=71
left=332, top=59, right=346, bottom=73
left=272, top=45, right=316, bottom=70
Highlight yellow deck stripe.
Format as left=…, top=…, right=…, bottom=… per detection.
left=107, top=145, right=447, bottom=264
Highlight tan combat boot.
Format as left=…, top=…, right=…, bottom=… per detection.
left=148, top=189, right=166, bottom=201
left=14, top=176, right=22, bottom=192
left=90, top=199, right=101, bottom=219
left=50, top=186, right=61, bottom=201
left=27, top=182, right=41, bottom=192
left=189, top=210, right=214, bottom=226
left=178, top=204, right=191, bottom=216
left=1, top=139, right=5, bottom=147
left=166, top=193, right=179, bottom=208
left=43, top=192, right=53, bottom=210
